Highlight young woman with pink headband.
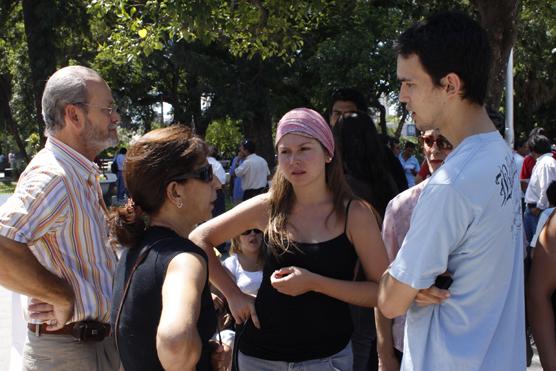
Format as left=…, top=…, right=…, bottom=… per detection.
left=191, top=107, right=388, bottom=370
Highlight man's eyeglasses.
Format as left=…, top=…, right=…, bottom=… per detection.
left=169, top=164, right=213, bottom=183
left=420, top=135, right=453, bottom=150
left=241, top=229, right=262, bottom=236
left=75, top=102, right=119, bottom=116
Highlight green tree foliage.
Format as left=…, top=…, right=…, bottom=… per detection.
left=0, top=0, right=553, bottom=167
left=513, top=0, right=556, bottom=137
left=205, top=117, right=243, bottom=159
left=88, top=0, right=334, bottom=62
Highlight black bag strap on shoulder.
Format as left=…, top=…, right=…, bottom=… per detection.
left=113, top=237, right=174, bottom=353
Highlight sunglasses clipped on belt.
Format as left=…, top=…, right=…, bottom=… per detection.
left=241, top=229, right=262, bottom=236
left=420, top=135, right=453, bottom=150
left=169, top=164, right=213, bottom=183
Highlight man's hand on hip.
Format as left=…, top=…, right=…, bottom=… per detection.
left=28, top=287, right=75, bottom=331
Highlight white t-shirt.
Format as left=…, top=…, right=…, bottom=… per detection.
left=389, top=132, right=525, bottom=371
left=234, top=153, right=270, bottom=190
left=222, top=255, right=262, bottom=296
left=207, top=156, right=227, bottom=186
left=524, top=153, right=556, bottom=209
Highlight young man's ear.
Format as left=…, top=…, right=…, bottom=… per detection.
left=441, top=73, right=462, bottom=98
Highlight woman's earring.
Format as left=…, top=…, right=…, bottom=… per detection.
left=176, top=199, right=183, bottom=209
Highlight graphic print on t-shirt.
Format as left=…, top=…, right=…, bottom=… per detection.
left=495, top=154, right=516, bottom=207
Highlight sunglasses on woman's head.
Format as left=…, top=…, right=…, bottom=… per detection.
left=420, top=135, right=453, bottom=150
left=241, top=229, right=262, bottom=236
left=169, top=164, right=213, bottom=183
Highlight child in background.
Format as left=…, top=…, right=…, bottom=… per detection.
left=217, top=229, right=264, bottom=370
left=223, top=229, right=264, bottom=297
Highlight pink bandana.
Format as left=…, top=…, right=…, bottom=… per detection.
left=275, top=108, right=334, bottom=157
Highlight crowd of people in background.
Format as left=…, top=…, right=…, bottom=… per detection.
left=0, top=9, right=555, bottom=371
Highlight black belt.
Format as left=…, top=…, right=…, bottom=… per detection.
left=526, top=203, right=537, bottom=208
left=28, top=321, right=111, bottom=342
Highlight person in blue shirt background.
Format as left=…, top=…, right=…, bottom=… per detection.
left=398, top=142, right=420, bottom=187
left=229, top=147, right=244, bottom=205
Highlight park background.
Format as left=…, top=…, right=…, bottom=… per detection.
left=0, top=0, right=553, bottom=176
left=0, top=1, right=553, bottom=369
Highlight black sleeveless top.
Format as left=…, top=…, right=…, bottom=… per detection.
left=111, top=226, right=216, bottom=371
left=239, top=201, right=358, bottom=362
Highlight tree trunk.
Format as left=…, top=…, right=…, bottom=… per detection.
left=22, top=0, right=59, bottom=146
left=395, top=110, right=408, bottom=139
left=472, top=0, right=519, bottom=111
left=243, top=106, right=274, bottom=169
left=370, top=97, right=388, bottom=134
left=186, top=78, right=204, bottom=136
left=236, top=57, right=274, bottom=168
left=241, top=75, right=274, bottom=168
left=0, top=74, right=29, bottom=162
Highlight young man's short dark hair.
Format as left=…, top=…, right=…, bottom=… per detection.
left=528, top=134, right=552, bottom=155
left=329, top=88, right=368, bottom=113
left=395, top=11, right=491, bottom=106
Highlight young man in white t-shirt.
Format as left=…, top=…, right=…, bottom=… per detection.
left=378, top=11, right=525, bottom=371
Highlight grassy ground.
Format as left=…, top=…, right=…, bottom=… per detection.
left=0, top=182, right=16, bottom=194
left=224, top=193, right=234, bottom=211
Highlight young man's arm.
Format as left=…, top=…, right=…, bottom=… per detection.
left=379, top=184, right=471, bottom=318
left=379, top=272, right=451, bottom=319
left=378, top=272, right=418, bottom=318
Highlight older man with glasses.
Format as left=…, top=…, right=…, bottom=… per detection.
left=0, top=65, right=121, bottom=370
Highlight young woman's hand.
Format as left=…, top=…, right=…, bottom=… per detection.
left=270, top=266, right=316, bottom=296
left=227, top=291, right=260, bottom=329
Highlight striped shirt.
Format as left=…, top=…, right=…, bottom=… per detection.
left=0, top=136, right=117, bottom=323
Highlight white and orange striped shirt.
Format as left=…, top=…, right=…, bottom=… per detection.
left=0, top=136, right=118, bottom=323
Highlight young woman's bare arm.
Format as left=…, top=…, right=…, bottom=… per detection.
left=189, top=194, right=268, bottom=327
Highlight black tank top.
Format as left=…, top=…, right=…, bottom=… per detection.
left=111, top=226, right=216, bottom=371
left=239, top=201, right=358, bottom=362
